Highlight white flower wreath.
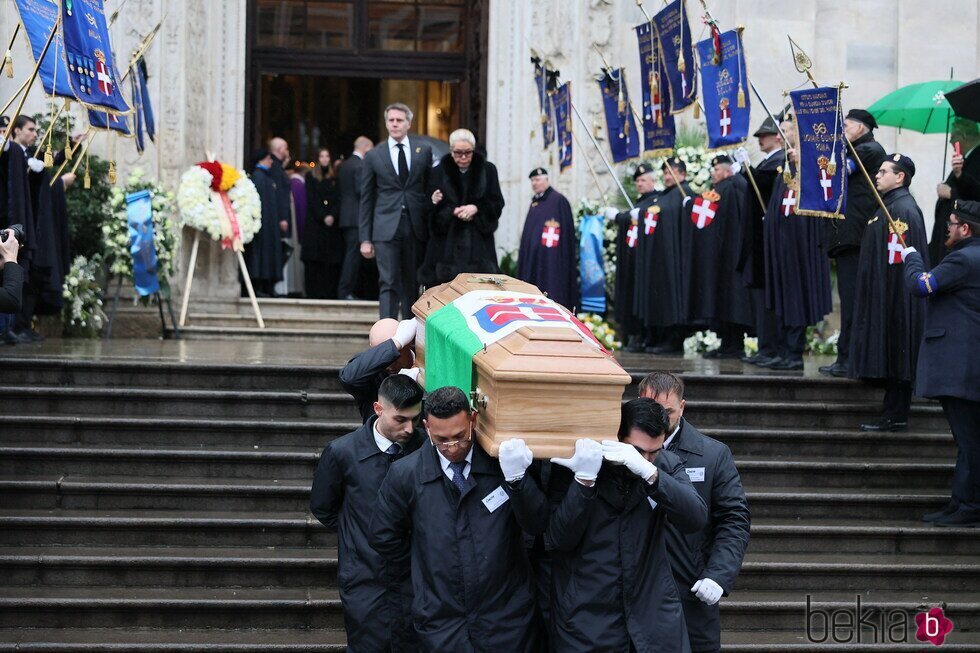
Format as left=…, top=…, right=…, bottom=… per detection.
left=176, top=163, right=262, bottom=246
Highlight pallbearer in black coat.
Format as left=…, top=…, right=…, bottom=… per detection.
left=245, top=149, right=286, bottom=296
left=310, top=375, right=425, bottom=652
left=370, top=387, right=549, bottom=653
left=302, top=148, right=343, bottom=299
left=849, top=154, right=929, bottom=432
left=641, top=372, right=751, bottom=653
left=689, top=155, right=753, bottom=358
left=644, top=158, right=693, bottom=355
left=545, top=398, right=707, bottom=653
left=517, top=168, right=578, bottom=310
left=903, top=199, right=980, bottom=527
left=761, top=113, right=832, bottom=370
left=614, top=164, right=653, bottom=352
left=340, top=317, right=419, bottom=423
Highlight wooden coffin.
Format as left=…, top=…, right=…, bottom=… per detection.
left=412, top=274, right=631, bottom=459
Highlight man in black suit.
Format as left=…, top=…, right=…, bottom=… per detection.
left=340, top=317, right=419, bottom=423
left=0, top=230, right=23, bottom=314
left=640, top=371, right=751, bottom=653
left=310, top=374, right=425, bottom=651
left=903, top=199, right=980, bottom=528
left=337, top=136, right=374, bottom=300
left=358, top=103, right=433, bottom=319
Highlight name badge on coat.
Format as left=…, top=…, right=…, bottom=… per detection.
left=686, top=467, right=706, bottom=483
left=482, top=486, right=510, bottom=513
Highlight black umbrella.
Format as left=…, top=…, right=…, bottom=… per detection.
left=945, top=78, right=980, bottom=122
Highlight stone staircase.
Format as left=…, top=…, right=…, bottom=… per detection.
left=2, top=352, right=978, bottom=651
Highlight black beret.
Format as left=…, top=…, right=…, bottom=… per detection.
left=633, top=163, right=655, bottom=180
left=753, top=116, right=779, bottom=137
left=953, top=199, right=980, bottom=222
left=711, top=154, right=733, bottom=167
left=846, top=109, right=878, bottom=131
left=528, top=167, right=548, bottom=179
left=661, top=156, right=687, bottom=173
left=887, top=152, right=915, bottom=179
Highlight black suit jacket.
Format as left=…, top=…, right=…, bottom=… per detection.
left=0, top=261, right=23, bottom=313
left=358, top=138, right=433, bottom=243
left=336, top=154, right=363, bottom=230
left=339, top=339, right=401, bottom=422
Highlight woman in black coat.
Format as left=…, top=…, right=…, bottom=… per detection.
left=423, top=130, right=505, bottom=286
left=302, top=148, right=343, bottom=298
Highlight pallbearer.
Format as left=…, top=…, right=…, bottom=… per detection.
left=517, top=168, right=578, bottom=310
left=848, top=154, right=928, bottom=432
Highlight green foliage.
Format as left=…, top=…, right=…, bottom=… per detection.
left=498, top=248, right=518, bottom=277
left=67, top=157, right=113, bottom=261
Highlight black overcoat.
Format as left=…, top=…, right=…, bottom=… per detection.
left=370, top=442, right=548, bottom=653
left=547, top=450, right=708, bottom=653
left=338, top=339, right=400, bottom=423
left=302, top=173, right=343, bottom=265
left=310, top=417, right=424, bottom=652
left=246, top=166, right=285, bottom=284
left=516, top=186, right=578, bottom=310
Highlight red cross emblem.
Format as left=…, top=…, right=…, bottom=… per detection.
left=820, top=168, right=833, bottom=202
left=541, top=220, right=560, bottom=248
left=691, top=197, right=718, bottom=229
left=781, top=188, right=796, bottom=217
left=626, top=221, right=638, bottom=248
left=644, top=207, right=659, bottom=235
left=887, top=231, right=903, bottom=265
left=651, top=90, right=661, bottom=124
left=720, top=107, right=731, bottom=137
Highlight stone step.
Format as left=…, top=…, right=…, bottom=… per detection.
left=235, top=297, right=379, bottom=320
left=720, top=627, right=980, bottom=650
left=0, top=587, right=346, bottom=629
left=0, top=546, right=338, bottom=589
left=707, top=426, right=956, bottom=459
left=748, top=518, right=980, bottom=556
left=745, top=488, right=950, bottom=521
left=720, top=590, right=980, bottom=632
left=737, top=552, right=980, bottom=592
left=0, top=359, right=347, bottom=392
left=0, top=415, right=355, bottom=447
left=0, top=445, right=954, bottom=490
left=0, top=510, right=335, bottom=548
left=683, top=400, right=945, bottom=431
left=186, top=312, right=374, bottom=332
left=169, top=325, right=370, bottom=342
left=624, top=372, right=889, bottom=403
left=0, top=628, right=348, bottom=652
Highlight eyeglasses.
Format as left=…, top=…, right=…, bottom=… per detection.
left=430, top=431, right=472, bottom=452
left=451, top=150, right=474, bottom=158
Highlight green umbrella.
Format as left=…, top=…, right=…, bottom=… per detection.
left=868, top=80, right=964, bottom=133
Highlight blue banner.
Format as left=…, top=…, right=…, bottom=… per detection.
left=134, top=57, right=156, bottom=146
left=579, top=213, right=606, bottom=313
left=532, top=58, right=555, bottom=150
left=635, top=22, right=676, bottom=155
left=790, top=86, right=848, bottom=218
left=652, top=0, right=696, bottom=114
left=697, top=30, right=750, bottom=150
left=125, top=189, right=160, bottom=296
left=87, top=107, right=131, bottom=135
left=61, top=0, right=132, bottom=114
left=554, top=82, right=573, bottom=172
left=597, top=69, right=639, bottom=163
left=14, top=0, right=75, bottom=99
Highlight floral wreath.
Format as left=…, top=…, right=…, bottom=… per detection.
left=176, top=160, right=261, bottom=251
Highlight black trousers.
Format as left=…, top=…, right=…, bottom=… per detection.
left=337, top=226, right=362, bottom=299
left=833, top=249, right=860, bottom=366
left=751, top=288, right=780, bottom=358
left=940, top=396, right=980, bottom=512
left=13, top=281, right=38, bottom=332
left=681, top=595, right=722, bottom=653
left=881, top=379, right=913, bottom=421
left=373, top=213, right=419, bottom=319
left=779, top=324, right=806, bottom=362
left=718, top=321, right=746, bottom=354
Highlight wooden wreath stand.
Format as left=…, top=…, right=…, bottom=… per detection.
left=178, top=229, right=265, bottom=329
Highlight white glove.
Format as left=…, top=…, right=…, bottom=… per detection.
left=901, top=246, right=917, bottom=262
left=601, top=440, right=658, bottom=482
left=391, top=317, right=418, bottom=349
left=602, top=207, right=619, bottom=222
left=733, top=146, right=751, bottom=165
left=498, top=438, right=534, bottom=482
left=629, top=207, right=640, bottom=220
left=731, top=162, right=743, bottom=174
left=683, top=195, right=693, bottom=207
left=691, top=578, right=724, bottom=605
left=27, top=157, right=45, bottom=173
left=397, top=367, right=421, bottom=381
left=551, top=439, right=603, bottom=483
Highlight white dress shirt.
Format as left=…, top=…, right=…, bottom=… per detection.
left=388, top=136, right=411, bottom=175
left=663, top=422, right=682, bottom=451
left=436, top=445, right=474, bottom=480
left=373, top=421, right=400, bottom=454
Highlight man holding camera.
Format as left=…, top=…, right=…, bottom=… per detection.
left=0, top=227, right=24, bottom=314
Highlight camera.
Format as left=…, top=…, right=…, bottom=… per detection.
left=0, top=224, right=25, bottom=245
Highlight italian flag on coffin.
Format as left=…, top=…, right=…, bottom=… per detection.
left=424, top=290, right=606, bottom=393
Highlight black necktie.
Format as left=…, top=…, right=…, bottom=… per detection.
left=396, top=143, right=409, bottom=185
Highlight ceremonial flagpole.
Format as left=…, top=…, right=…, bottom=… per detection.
left=0, top=17, right=59, bottom=147
left=572, top=129, right=611, bottom=203
left=785, top=37, right=907, bottom=246
left=592, top=43, right=689, bottom=200
left=3, top=23, right=21, bottom=77
left=566, top=93, right=635, bottom=209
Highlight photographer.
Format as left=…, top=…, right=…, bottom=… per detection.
left=0, top=227, right=24, bottom=314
